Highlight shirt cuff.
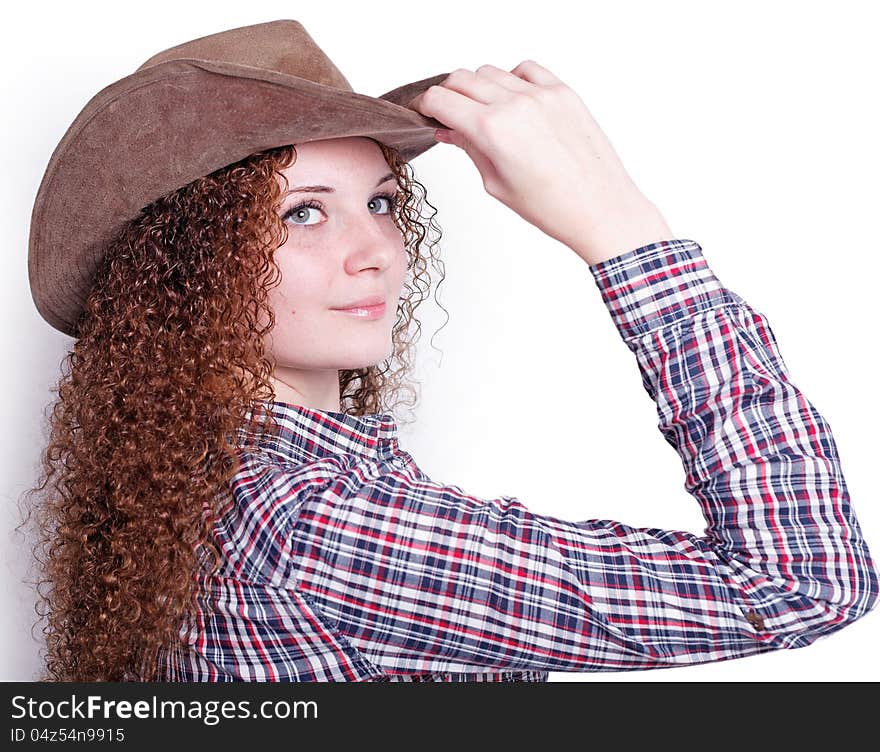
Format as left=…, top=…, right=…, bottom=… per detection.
left=589, top=238, right=742, bottom=344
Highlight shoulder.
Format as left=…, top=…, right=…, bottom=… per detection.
left=234, top=446, right=505, bottom=517
left=211, top=448, right=357, bottom=581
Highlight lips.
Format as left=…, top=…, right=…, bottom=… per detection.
left=331, top=294, right=385, bottom=310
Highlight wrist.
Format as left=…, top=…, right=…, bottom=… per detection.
left=567, top=200, right=675, bottom=267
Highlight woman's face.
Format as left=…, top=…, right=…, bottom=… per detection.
left=264, top=137, right=408, bottom=400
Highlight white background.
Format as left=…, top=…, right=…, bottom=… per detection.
left=3, top=0, right=878, bottom=681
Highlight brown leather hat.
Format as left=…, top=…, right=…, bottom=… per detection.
left=28, top=19, right=449, bottom=338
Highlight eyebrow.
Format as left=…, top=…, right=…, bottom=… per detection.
left=285, top=172, right=395, bottom=195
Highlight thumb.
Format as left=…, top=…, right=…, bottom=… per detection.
left=435, top=129, right=501, bottom=193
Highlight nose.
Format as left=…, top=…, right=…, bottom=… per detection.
left=342, top=217, right=401, bottom=274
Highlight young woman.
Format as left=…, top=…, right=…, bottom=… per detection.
left=23, top=20, right=877, bottom=681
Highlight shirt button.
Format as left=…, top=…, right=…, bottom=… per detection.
left=745, top=609, right=765, bottom=631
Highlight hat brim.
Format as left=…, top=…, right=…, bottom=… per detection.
left=28, top=58, right=450, bottom=337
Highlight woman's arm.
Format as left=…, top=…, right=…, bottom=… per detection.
left=215, top=64, right=877, bottom=677
left=583, top=237, right=878, bottom=648
left=236, top=237, right=877, bottom=676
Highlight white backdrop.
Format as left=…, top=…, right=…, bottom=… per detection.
left=3, top=0, right=878, bottom=681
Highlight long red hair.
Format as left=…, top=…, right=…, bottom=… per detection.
left=18, top=139, right=447, bottom=681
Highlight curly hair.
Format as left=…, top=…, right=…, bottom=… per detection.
left=17, top=138, right=447, bottom=681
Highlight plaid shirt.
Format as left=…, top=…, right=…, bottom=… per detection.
left=155, top=237, right=878, bottom=682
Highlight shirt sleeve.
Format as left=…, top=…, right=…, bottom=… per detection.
left=270, top=238, right=879, bottom=676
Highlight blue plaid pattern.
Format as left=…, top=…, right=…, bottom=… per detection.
left=155, top=238, right=878, bottom=681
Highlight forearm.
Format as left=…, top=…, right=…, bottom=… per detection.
left=589, top=239, right=879, bottom=645
left=566, top=197, right=676, bottom=267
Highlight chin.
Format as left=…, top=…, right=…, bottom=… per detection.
left=341, top=339, right=395, bottom=369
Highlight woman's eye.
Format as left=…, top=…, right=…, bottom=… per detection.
left=368, top=194, right=396, bottom=214
left=283, top=201, right=324, bottom=226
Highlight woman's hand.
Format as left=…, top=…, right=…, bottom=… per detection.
left=406, top=61, right=675, bottom=265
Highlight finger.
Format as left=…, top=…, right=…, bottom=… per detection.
left=435, top=68, right=515, bottom=106
left=473, top=63, right=534, bottom=93
left=509, top=59, right=564, bottom=86
left=406, top=84, right=486, bottom=140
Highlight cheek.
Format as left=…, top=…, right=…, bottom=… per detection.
left=395, top=246, right=409, bottom=283
left=270, top=253, right=331, bottom=316
left=270, top=285, right=311, bottom=323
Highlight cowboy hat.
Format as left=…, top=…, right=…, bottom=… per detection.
left=28, top=19, right=450, bottom=338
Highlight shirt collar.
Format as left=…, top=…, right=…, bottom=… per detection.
left=237, top=399, right=400, bottom=464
